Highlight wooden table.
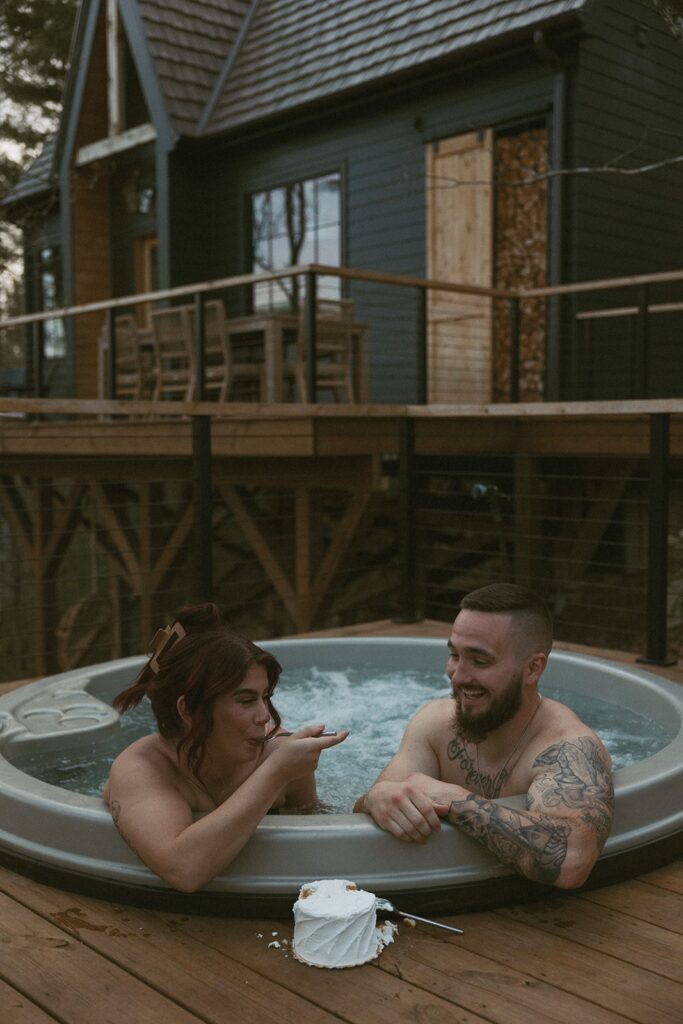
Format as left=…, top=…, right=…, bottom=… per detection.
left=225, top=312, right=369, bottom=403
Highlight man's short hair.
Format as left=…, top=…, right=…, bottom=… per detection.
left=459, top=582, right=553, bottom=656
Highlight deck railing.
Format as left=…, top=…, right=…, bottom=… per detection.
left=0, top=397, right=681, bottom=680
left=1, top=264, right=683, bottom=404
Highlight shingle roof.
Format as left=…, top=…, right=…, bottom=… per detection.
left=138, top=0, right=252, bottom=135
left=2, top=135, right=57, bottom=208
left=202, top=0, right=588, bottom=136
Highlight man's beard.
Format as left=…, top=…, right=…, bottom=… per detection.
left=452, top=671, right=523, bottom=744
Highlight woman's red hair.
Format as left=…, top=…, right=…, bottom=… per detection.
left=112, top=603, right=282, bottom=776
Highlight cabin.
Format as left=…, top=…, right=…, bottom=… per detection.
left=5, top=0, right=683, bottom=404
left=1, top=0, right=683, bottom=681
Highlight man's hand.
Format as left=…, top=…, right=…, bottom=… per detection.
left=361, top=776, right=450, bottom=843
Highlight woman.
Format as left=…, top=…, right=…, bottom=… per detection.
left=104, top=603, right=348, bottom=892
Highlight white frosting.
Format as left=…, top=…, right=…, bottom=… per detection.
left=292, top=879, right=387, bottom=969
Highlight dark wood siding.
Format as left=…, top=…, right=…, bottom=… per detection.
left=175, top=60, right=555, bottom=402
left=566, top=0, right=683, bottom=398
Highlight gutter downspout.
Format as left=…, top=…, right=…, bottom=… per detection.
left=533, top=30, right=567, bottom=402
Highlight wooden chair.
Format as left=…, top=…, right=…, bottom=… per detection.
left=106, top=314, right=154, bottom=400
left=287, top=298, right=355, bottom=402
left=202, top=299, right=232, bottom=401
left=150, top=305, right=196, bottom=402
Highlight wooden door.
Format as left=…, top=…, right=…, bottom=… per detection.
left=426, top=130, right=493, bottom=403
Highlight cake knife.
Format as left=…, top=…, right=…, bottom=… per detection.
left=375, top=897, right=464, bottom=935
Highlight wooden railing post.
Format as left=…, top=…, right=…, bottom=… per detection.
left=639, top=412, right=675, bottom=665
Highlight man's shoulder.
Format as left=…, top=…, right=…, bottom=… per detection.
left=534, top=696, right=611, bottom=765
left=409, top=696, right=452, bottom=728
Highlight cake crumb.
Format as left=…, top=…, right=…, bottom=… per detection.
left=268, top=941, right=281, bottom=949
left=404, top=918, right=417, bottom=928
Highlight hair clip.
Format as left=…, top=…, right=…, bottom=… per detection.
left=148, top=621, right=187, bottom=675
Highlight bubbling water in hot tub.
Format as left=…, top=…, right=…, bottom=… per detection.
left=12, top=663, right=673, bottom=810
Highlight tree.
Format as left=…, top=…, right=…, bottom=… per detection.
left=0, top=0, right=78, bottom=282
left=652, top=0, right=683, bottom=41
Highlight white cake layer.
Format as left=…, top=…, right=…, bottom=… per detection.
left=292, top=879, right=380, bottom=969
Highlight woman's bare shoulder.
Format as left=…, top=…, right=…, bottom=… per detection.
left=104, top=734, right=177, bottom=800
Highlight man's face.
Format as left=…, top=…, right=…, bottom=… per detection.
left=446, top=609, right=526, bottom=743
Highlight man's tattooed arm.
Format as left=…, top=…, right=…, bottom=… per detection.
left=444, top=735, right=614, bottom=888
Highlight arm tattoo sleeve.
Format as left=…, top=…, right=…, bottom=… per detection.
left=531, top=735, right=614, bottom=848
left=446, top=794, right=571, bottom=884
left=445, top=735, right=614, bottom=885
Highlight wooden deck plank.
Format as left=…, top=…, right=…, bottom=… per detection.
left=375, top=931, right=632, bottom=1024
left=579, top=877, right=683, bottom=933
left=0, top=627, right=680, bottom=1024
left=0, top=867, right=342, bottom=1024
left=0, top=891, right=203, bottom=1024
left=0, top=977, right=60, bottom=1024
left=452, top=905, right=683, bottom=1024
left=164, top=914, right=494, bottom=1024
left=639, top=860, right=683, bottom=894
left=496, top=892, right=682, bottom=981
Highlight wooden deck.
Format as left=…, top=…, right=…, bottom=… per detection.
left=1, top=622, right=682, bottom=1023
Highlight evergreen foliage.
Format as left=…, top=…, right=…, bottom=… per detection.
left=0, top=0, right=78, bottom=278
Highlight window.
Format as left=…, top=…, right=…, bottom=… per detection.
left=39, top=247, right=66, bottom=359
left=251, top=172, right=341, bottom=311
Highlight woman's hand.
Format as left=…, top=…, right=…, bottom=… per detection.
left=269, top=724, right=349, bottom=781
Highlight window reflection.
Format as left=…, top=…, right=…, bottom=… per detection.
left=251, top=173, right=341, bottom=311
left=39, top=247, right=66, bottom=359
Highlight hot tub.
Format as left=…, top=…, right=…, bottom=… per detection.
left=0, top=639, right=681, bottom=917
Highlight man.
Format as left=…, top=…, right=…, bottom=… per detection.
left=354, top=583, right=614, bottom=889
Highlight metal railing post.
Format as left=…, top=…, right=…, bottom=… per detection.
left=194, top=292, right=206, bottom=402
left=31, top=320, right=43, bottom=397
left=634, top=283, right=649, bottom=398
left=191, top=412, right=213, bottom=602
left=106, top=306, right=116, bottom=399
left=509, top=297, right=520, bottom=402
left=416, top=286, right=428, bottom=403
left=394, top=416, right=421, bottom=623
left=304, top=271, right=317, bottom=402
left=638, top=412, right=675, bottom=665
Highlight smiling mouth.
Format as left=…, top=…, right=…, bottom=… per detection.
left=457, top=686, right=488, bottom=701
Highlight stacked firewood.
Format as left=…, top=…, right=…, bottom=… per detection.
left=492, top=129, right=548, bottom=402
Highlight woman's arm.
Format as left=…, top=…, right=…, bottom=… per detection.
left=107, top=727, right=347, bottom=892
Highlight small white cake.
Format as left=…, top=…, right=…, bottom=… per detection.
left=292, top=879, right=386, bottom=968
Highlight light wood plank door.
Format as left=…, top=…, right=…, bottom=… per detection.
left=426, top=130, right=493, bottom=403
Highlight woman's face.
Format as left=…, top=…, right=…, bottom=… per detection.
left=205, top=663, right=274, bottom=762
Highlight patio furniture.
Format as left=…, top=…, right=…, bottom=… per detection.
left=287, top=298, right=356, bottom=402
left=107, top=314, right=154, bottom=400
left=202, top=299, right=232, bottom=401
left=150, top=305, right=196, bottom=401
